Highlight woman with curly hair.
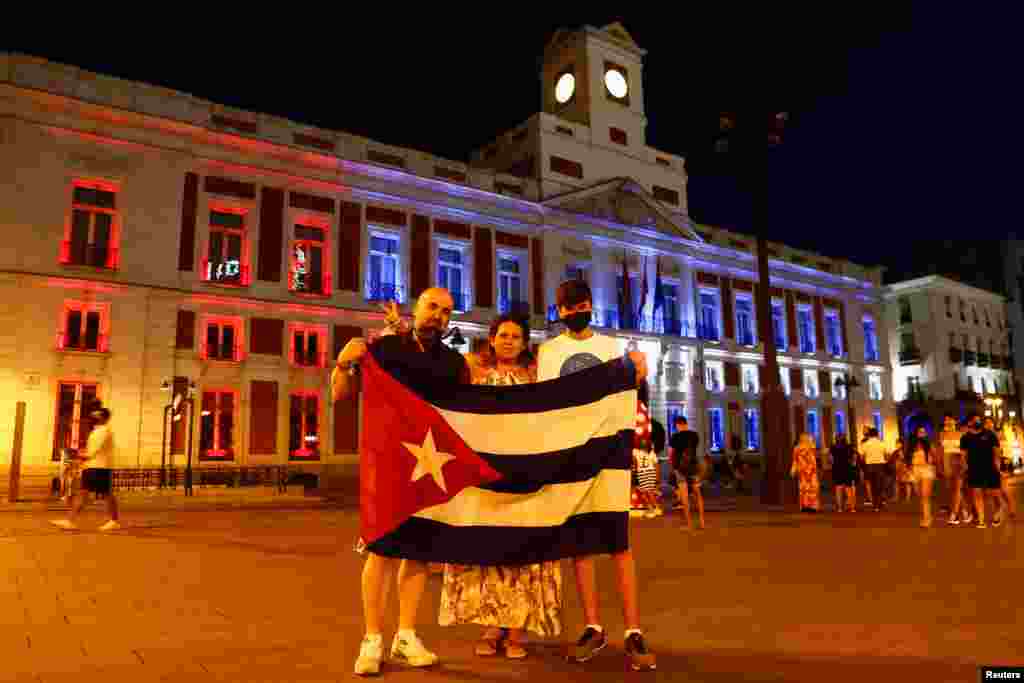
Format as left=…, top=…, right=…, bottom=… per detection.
left=791, top=433, right=820, bottom=512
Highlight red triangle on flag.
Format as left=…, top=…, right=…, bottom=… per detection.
left=358, top=352, right=502, bottom=545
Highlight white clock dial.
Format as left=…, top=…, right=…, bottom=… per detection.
left=604, top=69, right=628, bottom=99
left=555, top=72, right=576, bottom=104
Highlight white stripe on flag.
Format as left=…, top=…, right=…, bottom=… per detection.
left=435, top=389, right=636, bottom=456
left=412, top=468, right=630, bottom=527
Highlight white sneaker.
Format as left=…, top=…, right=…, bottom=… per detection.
left=354, top=636, right=384, bottom=676
left=390, top=632, right=438, bottom=668
left=50, top=519, right=77, bottom=530
left=99, top=520, right=121, bottom=532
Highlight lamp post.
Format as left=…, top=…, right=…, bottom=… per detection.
left=835, top=373, right=862, bottom=444
left=184, top=380, right=196, bottom=497
left=714, top=111, right=793, bottom=505
left=160, top=379, right=172, bottom=488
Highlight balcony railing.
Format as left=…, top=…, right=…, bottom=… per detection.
left=365, top=281, right=404, bottom=303
left=949, top=347, right=963, bottom=363
left=899, top=348, right=922, bottom=365
left=977, top=352, right=990, bottom=368
left=60, top=241, right=118, bottom=269
left=293, top=348, right=327, bottom=368
left=696, top=321, right=720, bottom=342
left=57, top=331, right=108, bottom=353
left=964, top=350, right=977, bottom=366
left=498, top=297, right=531, bottom=316
left=864, top=346, right=881, bottom=362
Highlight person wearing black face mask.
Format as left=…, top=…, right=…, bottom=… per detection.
left=536, top=279, right=656, bottom=672
left=960, top=413, right=1004, bottom=528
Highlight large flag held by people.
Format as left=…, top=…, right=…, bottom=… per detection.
left=359, top=347, right=638, bottom=566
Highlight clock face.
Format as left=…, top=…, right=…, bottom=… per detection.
left=604, top=68, right=628, bottom=99
left=555, top=72, right=576, bottom=104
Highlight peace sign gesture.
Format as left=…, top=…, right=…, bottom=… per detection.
left=378, top=300, right=408, bottom=335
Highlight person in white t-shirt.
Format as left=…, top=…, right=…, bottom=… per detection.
left=860, top=428, right=889, bottom=512
left=51, top=406, right=121, bottom=531
left=536, top=279, right=655, bottom=672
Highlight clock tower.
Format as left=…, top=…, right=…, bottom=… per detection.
left=541, top=22, right=648, bottom=151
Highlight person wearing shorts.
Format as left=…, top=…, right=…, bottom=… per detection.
left=961, top=414, right=1004, bottom=528
left=939, top=415, right=969, bottom=524
left=669, top=416, right=704, bottom=530
left=51, top=406, right=120, bottom=532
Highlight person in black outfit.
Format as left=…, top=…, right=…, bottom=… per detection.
left=332, top=288, right=470, bottom=675
left=650, top=419, right=667, bottom=505
left=830, top=434, right=857, bottom=512
left=669, top=416, right=704, bottom=530
left=961, top=413, right=1005, bottom=528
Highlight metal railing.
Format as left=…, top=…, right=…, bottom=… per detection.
left=899, top=348, right=922, bottom=365
left=109, top=465, right=307, bottom=494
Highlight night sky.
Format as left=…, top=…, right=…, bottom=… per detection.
left=5, top=5, right=1018, bottom=283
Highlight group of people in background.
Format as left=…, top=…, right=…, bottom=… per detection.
left=791, top=413, right=1019, bottom=528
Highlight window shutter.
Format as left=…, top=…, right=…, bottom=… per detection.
left=250, top=318, right=284, bottom=355
left=338, top=201, right=362, bottom=291
left=410, top=215, right=431, bottom=300
left=722, top=279, right=735, bottom=339
left=257, top=187, right=285, bottom=282
left=249, top=380, right=279, bottom=455
left=474, top=227, right=493, bottom=308
left=790, top=367, right=803, bottom=392
left=175, top=310, right=196, bottom=350
left=814, top=296, right=826, bottom=351
left=838, top=301, right=848, bottom=355
left=178, top=173, right=198, bottom=271
left=334, top=325, right=362, bottom=453
left=724, top=362, right=740, bottom=387
left=822, top=406, right=833, bottom=448
left=531, top=237, right=544, bottom=315
left=785, top=292, right=798, bottom=351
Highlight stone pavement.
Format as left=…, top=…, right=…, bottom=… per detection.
left=1, top=492, right=1022, bottom=682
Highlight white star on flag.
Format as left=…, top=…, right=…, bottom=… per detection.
left=402, top=428, right=456, bottom=493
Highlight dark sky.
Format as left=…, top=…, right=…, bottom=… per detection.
left=5, top=5, right=1019, bottom=282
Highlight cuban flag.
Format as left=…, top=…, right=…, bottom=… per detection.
left=359, top=347, right=638, bottom=566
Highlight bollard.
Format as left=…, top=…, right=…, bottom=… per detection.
left=8, top=402, right=26, bottom=503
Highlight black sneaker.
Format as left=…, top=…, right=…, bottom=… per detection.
left=570, top=626, right=607, bottom=663
left=625, top=632, right=656, bottom=671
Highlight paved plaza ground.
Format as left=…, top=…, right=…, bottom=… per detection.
left=1, top=486, right=1022, bottom=682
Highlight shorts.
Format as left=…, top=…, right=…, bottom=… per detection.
left=967, top=462, right=1001, bottom=490
left=674, top=469, right=702, bottom=487
left=912, top=464, right=935, bottom=482
left=637, top=469, right=658, bottom=492
left=81, top=468, right=112, bottom=495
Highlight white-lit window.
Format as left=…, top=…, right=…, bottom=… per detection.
left=744, top=409, right=760, bottom=451
left=705, top=360, right=723, bottom=393
left=290, top=223, right=329, bottom=295
left=803, top=369, right=819, bottom=398
left=367, top=232, right=403, bottom=302
left=497, top=253, right=525, bottom=314
left=797, top=304, right=816, bottom=353
left=832, top=371, right=846, bottom=399
left=437, top=242, right=469, bottom=312
left=205, top=209, right=248, bottom=285
left=868, top=373, right=883, bottom=401
left=742, top=364, right=759, bottom=394
left=735, top=295, right=756, bottom=346
left=780, top=367, right=791, bottom=396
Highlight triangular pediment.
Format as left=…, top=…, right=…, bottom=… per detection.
left=601, top=22, right=640, bottom=50
left=542, top=177, right=701, bottom=242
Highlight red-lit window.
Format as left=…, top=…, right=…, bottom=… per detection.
left=200, top=316, right=245, bottom=362
left=289, top=392, right=320, bottom=460
left=52, top=382, right=99, bottom=461
left=290, top=222, right=331, bottom=295
left=290, top=323, right=328, bottom=368
left=60, top=180, right=120, bottom=269
left=202, top=208, right=251, bottom=285
left=57, top=301, right=110, bottom=352
left=199, top=390, right=235, bottom=460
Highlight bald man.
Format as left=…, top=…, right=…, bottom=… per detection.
left=333, top=287, right=470, bottom=676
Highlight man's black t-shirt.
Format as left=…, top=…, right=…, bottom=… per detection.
left=960, top=429, right=999, bottom=474
left=670, top=430, right=700, bottom=471
left=370, top=333, right=469, bottom=399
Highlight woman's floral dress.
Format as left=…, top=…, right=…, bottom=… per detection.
left=438, top=364, right=563, bottom=637
left=793, top=446, right=820, bottom=510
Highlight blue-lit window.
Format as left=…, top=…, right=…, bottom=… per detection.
left=863, top=316, right=880, bottom=361
left=699, top=290, right=720, bottom=341
left=367, top=233, right=402, bottom=302
left=797, top=305, right=816, bottom=354
left=437, top=244, right=468, bottom=311
left=744, top=408, right=760, bottom=451
left=872, top=411, right=883, bottom=439
left=659, top=283, right=680, bottom=335
left=807, top=410, right=820, bottom=448
left=735, top=296, right=755, bottom=346
left=825, top=309, right=843, bottom=357
left=667, top=405, right=686, bottom=436
left=835, top=411, right=846, bottom=439
left=708, top=408, right=724, bottom=452
left=565, top=264, right=588, bottom=283
left=771, top=300, right=787, bottom=350
left=498, top=254, right=524, bottom=314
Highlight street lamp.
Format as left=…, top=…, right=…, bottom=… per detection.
left=835, top=372, right=862, bottom=442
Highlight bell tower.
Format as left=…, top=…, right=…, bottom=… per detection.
left=541, top=22, right=648, bottom=151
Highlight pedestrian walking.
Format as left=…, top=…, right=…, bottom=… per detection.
left=51, top=405, right=120, bottom=532
left=830, top=434, right=858, bottom=512
left=669, top=416, right=704, bottom=530
left=961, top=414, right=1004, bottom=528
left=791, top=433, right=820, bottom=512
left=861, top=429, right=888, bottom=512
left=905, top=427, right=938, bottom=527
